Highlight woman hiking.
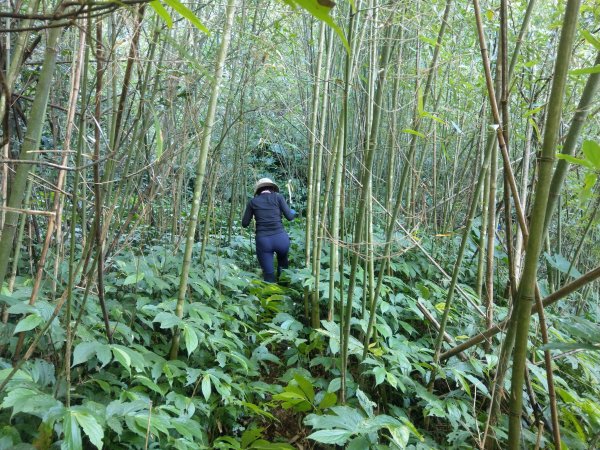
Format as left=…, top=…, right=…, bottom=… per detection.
left=242, top=178, right=296, bottom=282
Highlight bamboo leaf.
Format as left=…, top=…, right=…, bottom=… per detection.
left=417, top=86, right=424, bottom=116
left=524, top=104, right=544, bottom=117
left=569, top=64, right=600, bottom=75
left=555, top=153, right=594, bottom=168
left=541, top=341, right=599, bottom=352
left=402, top=128, right=425, bottom=138
left=149, top=0, right=173, bottom=28
left=528, top=118, right=542, bottom=143
left=153, top=112, right=164, bottom=160
left=162, top=0, right=209, bottom=34
left=582, top=30, right=600, bottom=50
left=286, top=0, right=349, bottom=53
left=419, top=35, right=438, bottom=47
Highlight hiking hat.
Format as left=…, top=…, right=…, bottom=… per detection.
left=254, top=178, right=279, bottom=195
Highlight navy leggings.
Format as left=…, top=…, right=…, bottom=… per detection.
left=255, top=232, right=290, bottom=282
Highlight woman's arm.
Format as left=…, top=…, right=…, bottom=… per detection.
left=241, top=201, right=253, bottom=227
left=278, top=194, right=295, bottom=221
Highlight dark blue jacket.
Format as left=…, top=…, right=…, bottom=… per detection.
left=242, top=193, right=295, bottom=237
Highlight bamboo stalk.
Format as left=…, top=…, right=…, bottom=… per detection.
left=506, top=0, right=581, bottom=445
left=0, top=21, right=63, bottom=288
left=170, top=0, right=237, bottom=359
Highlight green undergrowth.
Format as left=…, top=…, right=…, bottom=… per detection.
left=0, top=225, right=599, bottom=449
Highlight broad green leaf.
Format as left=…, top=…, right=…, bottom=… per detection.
left=172, top=417, right=206, bottom=441
left=402, top=128, right=425, bottom=138
left=63, top=410, right=83, bottom=450
left=149, top=0, right=173, bottom=28
left=582, top=173, right=598, bottom=202
left=134, top=375, right=165, bottom=395
left=112, top=345, right=146, bottom=371
left=582, top=30, right=600, bottom=50
left=1, top=387, right=63, bottom=421
left=356, top=388, right=374, bottom=417
left=373, top=366, right=386, bottom=385
left=0, top=368, right=32, bottom=392
left=347, top=436, right=371, bottom=450
left=13, top=314, right=43, bottom=333
left=386, top=371, right=398, bottom=389
left=183, top=324, right=199, bottom=356
left=111, top=347, right=131, bottom=372
left=544, top=253, right=582, bottom=277
left=163, top=0, right=209, bottom=34
left=123, top=272, right=144, bottom=285
left=241, top=402, right=277, bottom=421
left=328, top=377, right=341, bottom=392
left=73, top=408, right=103, bottom=449
left=582, top=140, right=600, bottom=168
left=72, top=341, right=112, bottom=367
left=13, top=314, right=44, bottom=334
left=201, top=374, right=211, bottom=401
left=570, top=65, right=600, bottom=75
left=72, top=342, right=97, bottom=366
left=6, top=303, right=37, bottom=315
left=388, top=424, right=411, bottom=448
left=307, top=429, right=353, bottom=445
left=293, top=374, right=315, bottom=403
left=241, top=427, right=262, bottom=448
left=273, top=391, right=306, bottom=402
left=318, top=392, right=337, bottom=410
left=555, top=153, right=594, bottom=168
left=251, top=440, right=295, bottom=449
left=305, top=406, right=364, bottom=430
left=153, top=311, right=182, bottom=329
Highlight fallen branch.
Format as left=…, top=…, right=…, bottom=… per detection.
left=440, top=265, right=600, bottom=361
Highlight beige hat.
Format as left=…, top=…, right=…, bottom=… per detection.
left=254, top=177, right=279, bottom=195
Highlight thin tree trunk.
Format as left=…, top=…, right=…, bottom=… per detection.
left=507, top=1, right=581, bottom=445
left=93, top=19, right=113, bottom=344
left=13, top=19, right=86, bottom=358
left=170, top=0, right=236, bottom=359
left=0, top=23, right=63, bottom=288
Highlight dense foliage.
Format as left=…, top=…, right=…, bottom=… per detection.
left=0, top=0, right=599, bottom=448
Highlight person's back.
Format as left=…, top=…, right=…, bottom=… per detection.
left=242, top=178, right=295, bottom=282
left=245, top=192, right=293, bottom=236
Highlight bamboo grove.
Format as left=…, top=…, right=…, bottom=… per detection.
left=0, top=0, right=599, bottom=448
